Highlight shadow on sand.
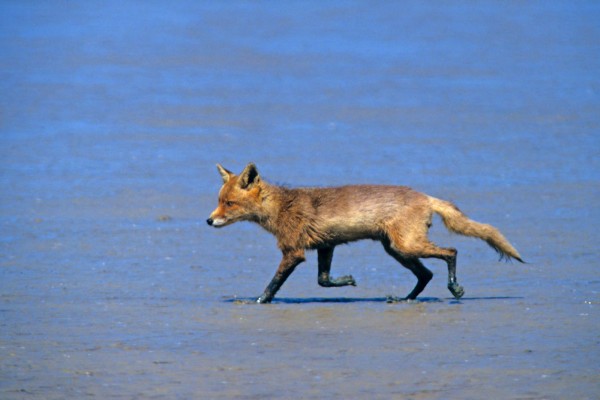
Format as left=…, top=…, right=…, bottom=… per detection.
left=223, top=296, right=523, bottom=305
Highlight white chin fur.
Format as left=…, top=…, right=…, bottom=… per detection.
left=211, top=218, right=227, bottom=227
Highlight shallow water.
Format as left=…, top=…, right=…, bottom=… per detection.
left=1, top=1, right=599, bottom=399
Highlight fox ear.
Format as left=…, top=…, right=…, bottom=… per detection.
left=239, top=162, right=260, bottom=189
left=216, top=164, right=233, bottom=183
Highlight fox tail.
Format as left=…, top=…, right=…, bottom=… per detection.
left=428, top=196, right=524, bottom=263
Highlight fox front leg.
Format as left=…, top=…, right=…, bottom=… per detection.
left=317, top=247, right=357, bottom=288
left=256, top=250, right=306, bottom=304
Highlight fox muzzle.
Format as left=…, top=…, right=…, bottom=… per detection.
left=206, top=216, right=227, bottom=227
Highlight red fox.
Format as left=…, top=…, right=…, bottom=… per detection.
left=207, top=163, right=523, bottom=304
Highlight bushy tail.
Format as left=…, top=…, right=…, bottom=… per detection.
left=428, top=196, right=524, bottom=262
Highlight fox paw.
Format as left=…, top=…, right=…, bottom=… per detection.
left=338, top=275, right=357, bottom=287
left=255, top=295, right=272, bottom=304
left=448, top=282, right=465, bottom=300
left=386, top=295, right=404, bottom=303
left=319, top=275, right=357, bottom=287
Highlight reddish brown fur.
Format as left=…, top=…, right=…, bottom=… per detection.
left=207, top=163, right=523, bottom=303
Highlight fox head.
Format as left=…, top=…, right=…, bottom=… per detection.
left=207, top=163, right=263, bottom=228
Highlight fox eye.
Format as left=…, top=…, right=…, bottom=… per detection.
left=225, top=200, right=235, bottom=207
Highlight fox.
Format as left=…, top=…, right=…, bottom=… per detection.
left=207, top=163, right=523, bottom=304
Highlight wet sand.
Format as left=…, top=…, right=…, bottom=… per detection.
left=1, top=2, right=599, bottom=399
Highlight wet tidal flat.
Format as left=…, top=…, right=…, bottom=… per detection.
left=1, top=1, right=599, bottom=399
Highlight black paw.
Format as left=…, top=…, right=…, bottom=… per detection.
left=256, top=295, right=272, bottom=304
left=319, top=275, right=357, bottom=287
left=339, top=275, right=357, bottom=286
left=386, top=295, right=420, bottom=303
left=386, top=295, right=404, bottom=303
left=448, top=282, right=465, bottom=300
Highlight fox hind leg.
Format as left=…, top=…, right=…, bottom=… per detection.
left=414, top=244, right=465, bottom=300
left=384, top=220, right=465, bottom=300
left=444, top=250, right=465, bottom=299
left=383, top=240, right=433, bottom=300
left=412, top=242, right=464, bottom=300
left=317, top=247, right=357, bottom=287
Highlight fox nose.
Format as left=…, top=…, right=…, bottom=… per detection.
left=206, top=218, right=213, bottom=226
